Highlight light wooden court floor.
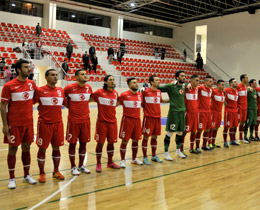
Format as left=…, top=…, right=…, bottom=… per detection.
left=1, top=105, right=260, bottom=210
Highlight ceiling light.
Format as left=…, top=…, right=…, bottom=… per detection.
left=130, top=2, right=136, bottom=7
left=11, top=3, right=16, bottom=7
left=71, top=14, right=76, bottom=18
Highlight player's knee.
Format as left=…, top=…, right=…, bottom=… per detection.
left=122, top=140, right=128, bottom=145
left=166, top=132, right=173, bottom=137
left=21, top=142, right=30, bottom=152
left=52, top=145, right=60, bottom=151
left=151, top=135, right=157, bottom=139
left=8, top=145, right=18, bottom=155
left=176, top=131, right=183, bottom=136
left=143, top=135, right=149, bottom=140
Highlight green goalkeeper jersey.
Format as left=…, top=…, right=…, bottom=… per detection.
left=159, top=83, right=186, bottom=112
left=247, top=89, right=257, bottom=110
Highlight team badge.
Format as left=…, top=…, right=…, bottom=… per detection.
left=22, top=92, right=29, bottom=99
left=79, top=94, right=85, bottom=101
left=179, top=89, right=183, bottom=94
left=51, top=98, right=58, bottom=105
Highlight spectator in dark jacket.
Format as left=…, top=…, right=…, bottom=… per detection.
left=120, top=41, right=126, bottom=56
left=36, top=23, right=42, bottom=37
left=89, top=45, right=96, bottom=59
left=82, top=51, right=90, bottom=71
left=62, top=59, right=69, bottom=79
left=91, top=54, right=98, bottom=73
left=0, top=58, right=6, bottom=72
left=161, top=47, right=166, bottom=60
left=66, top=41, right=73, bottom=61
left=107, top=46, right=114, bottom=64
left=117, top=49, right=122, bottom=64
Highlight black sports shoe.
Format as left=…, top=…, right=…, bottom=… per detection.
left=189, top=149, right=199, bottom=154
left=249, top=136, right=255, bottom=141
left=254, top=136, right=260, bottom=141
left=244, top=137, right=251, bottom=143
left=213, top=144, right=221, bottom=148
left=201, top=146, right=211, bottom=151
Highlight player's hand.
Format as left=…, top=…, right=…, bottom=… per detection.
left=250, top=87, right=253, bottom=92
left=186, top=83, right=192, bottom=90
left=2, top=125, right=10, bottom=139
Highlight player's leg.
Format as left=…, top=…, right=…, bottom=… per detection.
left=212, top=129, right=221, bottom=148
left=150, top=135, right=162, bottom=163
left=142, top=135, right=150, bottom=165
left=131, top=139, right=143, bottom=165
left=120, top=140, right=128, bottom=168
left=164, top=131, right=174, bottom=161
left=202, top=113, right=211, bottom=151
left=7, top=145, right=18, bottom=189
left=244, top=110, right=251, bottom=142
left=95, top=142, right=104, bottom=173
left=131, top=118, right=142, bottom=165
left=119, top=117, right=131, bottom=167
left=107, top=122, right=120, bottom=169
left=174, top=111, right=187, bottom=158
left=230, top=112, right=240, bottom=145
left=238, top=107, right=245, bottom=141
left=255, top=109, right=260, bottom=140
left=249, top=110, right=257, bottom=141
left=95, top=120, right=106, bottom=172
left=141, top=116, right=151, bottom=165
left=201, top=129, right=210, bottom=151
left=164, top=110, right=175, bottom=160
left=52, top=145, right=64, bottom=180
left=175, top=131, right=186, bottom=158
left=195, top=112, right=204, bottom=153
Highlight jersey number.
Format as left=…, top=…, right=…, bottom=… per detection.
left=9, top=135, right=15, bottom=144
left=170, top=124, right=176, bottom=130
left=38, top=138, right=43, bottom=146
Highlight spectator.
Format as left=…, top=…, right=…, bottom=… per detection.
left=120, top=41, right=126, bottom=56
left=82, top=51, right=90, bottom=71
left=107, top=46, right=114, bottom=64
left=4, top=66, right=12, bottom=83
left=66, top=41, right=73, bottom=61
left=114, top=49, right=118, bottom=63
left=0, top=58, right=6, bottom=72
left=183, top=49, right=187, bottom=62
left=35, top=38, right=42, bottom=60
left=29, top=40, right=36, bottom=59
left=36, top=23, right=42, bottom=37
left=89, top=44, right=96, bottom=59
left=161, top=47, right=166, bottom=60
left=91, top=54, right=98, bottom=74
left=62, top=59, right=69, bottom=79
left=22, top=38, right=29, bottom=58
left=154, top=47, right=159, bottom=59
left=10, top=63, right=15, bottom=80
left=28, top=61, right=35, bottom=80
left=117, top=49, right=122, bottom=64
left=195, top=55, right=203, bottom=69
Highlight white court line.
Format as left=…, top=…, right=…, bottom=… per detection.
left=28, top=153, right=88, bottom=210
left=0, top=148, right=8, bottom=151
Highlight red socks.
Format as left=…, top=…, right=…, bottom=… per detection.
left=79, top=142, right=86, bottom=167
left=37, top=150, right=46, bottom=175
left=239, top=125, right=244, bottom=140
left=120, top=142, right=127, bottom=160
left=96, top=143, right=103, bottom=164
left=52, top=150, right=61, bottom=173
left=190, top=133, right=196, bottom=150
left=22, top=151, right=30, bottom=178
left=7, top=154, right=16, bottom=179
left=142, top=138, right=148, bottom=158
left=223, top=127, right=228, bottom=143
left=151, top=138, right=157, bottom=157
left=202, top=132, right=208, bottom=147
left=107, top=143, right=114, bottom=164
left=132, top=141, right=138, bottom=160
left=195, top=132, right=202, bottom=149
left=68, top=143, right=76, bottom=168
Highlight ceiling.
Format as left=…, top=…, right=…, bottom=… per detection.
left=70, top=0, right=260, bottom=24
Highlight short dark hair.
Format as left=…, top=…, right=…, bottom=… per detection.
left=249, top=79, right=256, bottom=86
left=45, top=69, right=56, bottom=77
left=229, top=78, right=235, bottom=85
left=240, top=74, right=247, bottom=81
left=75, top=69, right=85, bottom=76
left=217, top=79, right=224, bottom=84
left=15, top=59, right=29, bottom=75
left=103, top=75, right=113, bottom=90
left=191, top=74, right=199, bottom=80
left=205, top=75, right=212, bottom=80
left=127, top=77, right=136, bottom=85
left=175, top=70, right=185, bottom=78
left=149, top=75, right=157, bottom=85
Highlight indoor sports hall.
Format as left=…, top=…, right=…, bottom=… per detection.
left=0, top=0, right=260, bottom=209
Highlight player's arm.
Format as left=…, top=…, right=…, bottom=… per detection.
left=162, top=99, right=170, bottom=103
left=158, top=83, right=172, bottom=93
left=1, top=101, right=10, bottom=137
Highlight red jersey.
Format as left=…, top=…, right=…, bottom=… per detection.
left=224, top=88, right=238, bottom=112
left=92, top=88, right=118, bottom=123
left=211, top=88, right=224, bottom=113
left=185, top=86, right=198, bottom=113
left=237, top=83, right=247, bottom=109
left=119, top=90, right=142, bottom=118
left=142, top=88, right=162, bottom=118
left=64, top=83, right=92, bottom=123
left=256, top=87, right=260, bottom=108
left=1, top=78, right=36, bottom=126
left=197, top=85, right=212, bottom=112
left=34, top=85, right=66, bottom=123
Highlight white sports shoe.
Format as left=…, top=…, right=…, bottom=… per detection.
left=120, top=160, right=126, bottom=168
left=164, top=152, right=173, bottom=161
left=71, top=166, right=80, bottom=176
left=79, top=166, right=91, bottom=174
left=176, top=149, right=187, bottom=159
left=23, top=175, right=37, bottom=185
left=131, top=158, right=143, bottom=165
left=8, top=178, right=16, bottom=189
left=240, top=139, right=249, bottom=144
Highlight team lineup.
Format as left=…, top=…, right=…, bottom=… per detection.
left=1, top=59, right=260, bottom=190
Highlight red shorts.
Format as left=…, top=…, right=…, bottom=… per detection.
left=238, top=107, right=247, bottom=122
left=211, top=112, right=222, bottom=129
left=224, top=112, right=238, bottom=127
left=37, top=121, right=64, bottom=149
left=257, top=108, right=260, bottom=123
left=142, top=116, right=161, bottom=137
left=66, top=119, right=91, bottom=144
left=4, top=124, right=34, bottom=146
left=95, top=120, right=117, bottom=144
left=198, top=112, right=212, bottom=130
left=185, top=112, right=198, bottom=133
left=119, top=116, right=142, bottom=141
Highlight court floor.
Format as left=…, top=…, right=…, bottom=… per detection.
left=1, top=105, right=260, bottom=210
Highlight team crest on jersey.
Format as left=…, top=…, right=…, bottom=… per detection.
left=179, top=89, right=183, bottom=94
left=51, top=98, right=58, bottom=105
left=22, top=92, right=29, bottom=100
left=79, top=94, right=85, bottom=101
left=109, top=99, right=114, bottom=106
left=154, top=97, right=158, bottom=103
left=133, top=101, right=138, bottom=107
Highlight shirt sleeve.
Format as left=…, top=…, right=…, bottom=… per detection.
left=33, top=87, right=40, bottom=104
left=1, top=84, right=11, bottom=103
left=91, top=89, right=99, bottom=102
left=118, top=93, right=124, bottom=104
left=158, top=84, right=172, bottom=93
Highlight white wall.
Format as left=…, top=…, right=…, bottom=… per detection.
left=174, top=11, right=260, bottom=81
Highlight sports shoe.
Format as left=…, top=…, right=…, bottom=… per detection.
left=38, top=174, right=46, bottom=183
left=96, top=163, right=102, bottom=173
left=79, top=166, right=91, bottom=174
left=240, top=139, right=250, bottom=144
left=249, top=136, right=255, bottom=141
left=131, top=158, right=143, bottom=165
left=71, top=166, right=80, bottom=176
left=201, top=146, right=211, bottom=151
left=143, top=157, right=151, bottom=165
left=120, top=160, right=126, bottom=168
left=209, top=144, right=214, bottom=150
left=224, top=142, right=229, bottom=148
left=8, top=178, right=16, bottom=189
left=164, top=152, right=173, bottom=161
left=151, top=155, right=163, bottom=163
left=255, top=136, right=260, bottom=141
left=230, top=140, right=240, bottom=146
left=107, top=162, right=120, bottom=169
left=189, top=149, right=198, bottom=154
left=213, top=144, right=221, bottom=148
left=53, top=171, right=65, bottom=180
left=176, top=149, right=186, bottom=159
left=23, top=175, right=37, bottom=185
left=196, top=148, right=202, bottom=154
left=182, top=151, right=188, bottom=157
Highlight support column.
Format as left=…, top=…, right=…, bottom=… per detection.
left=110, top=15, right=123, bottom=39
left=43, top=2, right=57, bottom=29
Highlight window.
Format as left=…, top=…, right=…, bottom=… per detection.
left=10, top=0, right=21, bottom=14
left=78, top=13, right=86, bottom=24
left=0, top=0, right=9, bottom=12
left=87, top=15, right=96, bottom=25
left=31, top=3, right=43, bottom=17
left=136, top=23, right=143, bottom=33
left=22, top=2, right=32, bottom=15
left=60, top=9, right=69, bottom=21
left=129, top=21, right=136, bottom=32
left=96, top=15, right=103, bottom=26
left=69, top=12, right=77, bottom=23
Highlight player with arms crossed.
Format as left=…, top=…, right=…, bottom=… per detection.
left=92, top=75, right=120, bottom=172
left=223, top=78, right=239, bottom=147
left=1, top=59, right=37, bottom=189
left=119, top=78, right=143, bottom=167
left=34, top=69, right=67, bottom=183
left=64, top=69, right=92, bottom=175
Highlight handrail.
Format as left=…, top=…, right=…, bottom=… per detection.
left=48, top=51, right=67, bottom=78
left=181, top=41, right=232, bottom=79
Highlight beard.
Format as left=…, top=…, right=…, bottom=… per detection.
left=131, top=87, right=138, bottom=92
left=178, top=79, right=185, bottom=84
